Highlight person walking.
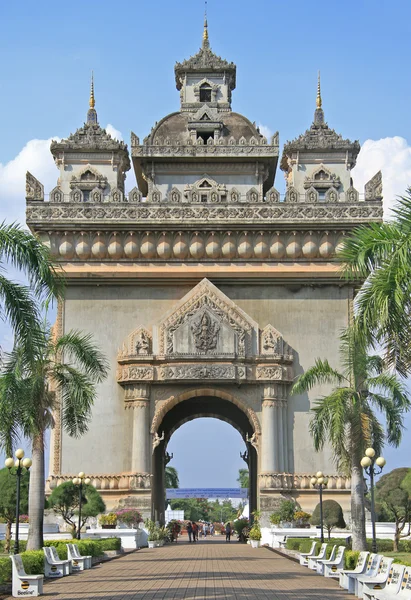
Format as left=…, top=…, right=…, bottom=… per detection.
left=225, top=522, right=232, bottom=542
left=210, top=523, right=214, bottom=536
left=187, top=521, right=193, bottom=543
left=192, top=521, right=198, bottom=542
left=203, top=523, right=207, bottom=538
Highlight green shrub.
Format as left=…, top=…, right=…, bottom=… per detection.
left=0, top=539, right=27, bottom=553
left=0, top=550, right=44, bottom=585
left=98, top=538, right=121, bottom=551
left=345, top=550, right=360, bottom=570
left=300, top=539, right=319, bottom=554
left=285, top=537, right=317, bottom=551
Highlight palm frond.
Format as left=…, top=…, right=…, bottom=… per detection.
left=367, top=393, right=405, bottom=447
left=54, top=331, right=109, bottom=382
left=0, top=275, right=43, bottom=352
left=309, top=388, right=351, bottom=463
left=291, top=359, right=346, bottom=396
left=0, top=222, right=64, bottom=302
left=52, top=364, right=97, bottom=438
left=367, top=373, right=410, bottom=410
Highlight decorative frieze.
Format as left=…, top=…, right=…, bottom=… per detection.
left=37, top=229, right=357, bottom=262
left=26, top=201, right=383, bottom=227
left=46, top=472, right=152, bottom=492
left=259, top=473, right=351, bottom=490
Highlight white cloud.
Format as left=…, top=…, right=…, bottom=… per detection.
left=105, top=123, right=123, bottom=141
left=352, top=136, right=411, bottom=217
left=258, top=123, right=273, bottom=141
left=0, top=137, right=60, bottom=225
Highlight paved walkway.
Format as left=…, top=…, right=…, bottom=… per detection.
left=7, top=539, right=353, bottom=600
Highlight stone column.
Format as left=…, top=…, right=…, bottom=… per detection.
left=282, top=398, right=289, bottom=473
left=125, top=384, right=150, bottom=473
left=261, top=385, right=279, bottom=472
left=277, top=400, right=285, bottom=473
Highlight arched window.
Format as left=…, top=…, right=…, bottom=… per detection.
left=200, top=83, right=212, bottom=103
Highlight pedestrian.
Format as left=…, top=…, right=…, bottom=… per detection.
left=225, top=522, right=232, bottom=542
left=172, top=521, right=180, bottom=543
left=187, top=521, right=193, bottom=543
left=210, top=523, right=214, bottom=536
left=203, top=523, right=207, bottom=538
left=192, top=521, right=198, bottom=542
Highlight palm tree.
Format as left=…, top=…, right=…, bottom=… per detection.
left=0, top=327, right=108, bottom=550
left=339, top=190, right=411, bottom=376
left=291, top=325, right=410, bottom=551
left=165, top=466, right=179, bottom=489
left=0, top=222, right=63, bottom=355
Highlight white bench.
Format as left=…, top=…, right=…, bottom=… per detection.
left=367, top=563, right=406, bottom=600
left=322, top=545, right=346, bottom=578
left=47, top=546, right=71, bottom=576
left=67, top=543, right=92, bottom=569
left=10, top=555, right=44, bottom=598
left=356, top=556, right=393, bottom=599
left=339, top=551, right=369, bottom=590
left=347, top=554, right=383, bottom=595
left=315, top=545, right=337, bottom=575
left=67, top=543, right=89, bottom=571
left=396, top=567, right=411, bottom=599
left=307, top=543, right=328, bottom=570
left=299, top=541, right=317, bottom=566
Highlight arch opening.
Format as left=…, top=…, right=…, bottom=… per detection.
left=152, top=395, right=258, bottom=523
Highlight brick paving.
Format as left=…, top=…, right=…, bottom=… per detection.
left=7, top=538, right=353, bottom=600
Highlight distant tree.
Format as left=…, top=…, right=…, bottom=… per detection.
left=375, top=467, right=411, bottom=551
left=237, top=469, right=249, bottom=489
left=48, top=481, right=106, bottom=537
left=170, top=498, right=210, bottom=521
left=165, top=467, right=179, bottom=489
left=278, top=500, right=297, bottom=523
left=208, top=499, right=237, bottom=523
left=311, top=499, right=346, bottom=539
left=0, top=467, right=29, bottom=553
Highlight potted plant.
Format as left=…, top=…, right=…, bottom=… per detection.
left=115, top=508, right=143, bottom=529
left=145, top=518, right=159, bottom=548
left=157, top=526, right=166, bottom=546
left=248, top=524, right=262, bottom=548
left=269, top=512, right=281, bottom=530
left=99, top=512, right=117, bottom=529
left=294, top=510, right=311, bottom=528
left=278, top=500, right=296, bottom=527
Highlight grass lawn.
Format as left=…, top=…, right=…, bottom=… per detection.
left=385, top=552, right=411, bottom=566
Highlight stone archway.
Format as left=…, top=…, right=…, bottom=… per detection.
left=151, top=392, right=258, bottom=524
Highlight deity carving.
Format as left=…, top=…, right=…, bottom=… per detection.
left=135, top=331, right=150, bottom=355
left=153, top=431, right=165, bottom=451
left=262, top=329, right=281, bottom=354
left=190, top=312, right=220, bottom=352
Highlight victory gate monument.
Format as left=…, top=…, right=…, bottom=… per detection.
left=25, top=19, right=383, bottom=522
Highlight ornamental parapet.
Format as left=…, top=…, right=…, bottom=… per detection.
left=46, top=472, right=152, bottom=493
left=28, top=228, right=375, bottom=263
left=259, top=472, right=351, bottom=491
left=131, top=142, right=278, bottom=159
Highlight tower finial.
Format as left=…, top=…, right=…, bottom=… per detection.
left=202, top=1, right=209, bottom=48
left=316, top=71, right=322, bottom=109
left=87, top=71, right=98, bottom=125
left=89, top=71, right=95, bottom=109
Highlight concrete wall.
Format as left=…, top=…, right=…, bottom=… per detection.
left=56, top=281, right=350, bottom=479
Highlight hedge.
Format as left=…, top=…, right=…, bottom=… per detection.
left=0, top=538, right=122, bottom=585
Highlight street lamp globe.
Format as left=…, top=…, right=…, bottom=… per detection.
left=310, top=477, right=317, bottom=486
left=317, top=477, right=324, bottom=485
left=5, top=457, right=14, bottom=469
left=72, top=477, right=79, bottom=485
left=376, top=457, right=386, bottom=468
left=323, top=477, right=329, bottom=485
left=15, top=449, right=25, bottom=460
left=316, top=471, right=324, bottom=479
left=78, top=472, right=85, bottom=478
left=22, top=458, right=32, bottom=469
left=365, top=448, right=376, bottom=458
left=361, top=456, right=372, bottom=468
left=84, top=478, right=91, bottom=485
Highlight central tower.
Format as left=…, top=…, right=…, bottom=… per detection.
left=26, top=21, right=383, bottom=522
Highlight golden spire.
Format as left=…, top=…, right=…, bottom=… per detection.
left=316, top=71, right=322, bottom=109
left=202, top=1, right=209, bottom=47
left=89, top=71, right=95, bottom=109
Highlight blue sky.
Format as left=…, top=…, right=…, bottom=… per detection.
left=1, top=0, right=411, bottom=487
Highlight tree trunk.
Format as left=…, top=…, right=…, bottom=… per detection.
left=393, top=528, right=400, bottom=552
left=27, top=430, right=45, bottom=550
left=351, top=456, right=367, bottom=551
left=5, top=520, right=12, bottom=554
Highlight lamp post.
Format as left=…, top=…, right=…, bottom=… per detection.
left=5, top=449, right=32, bottom=554
left=361, top=447, right=386, bottom=553
left=310, top=471, right=329, bottom=544
left=72, top=472, right=91, bottom=540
